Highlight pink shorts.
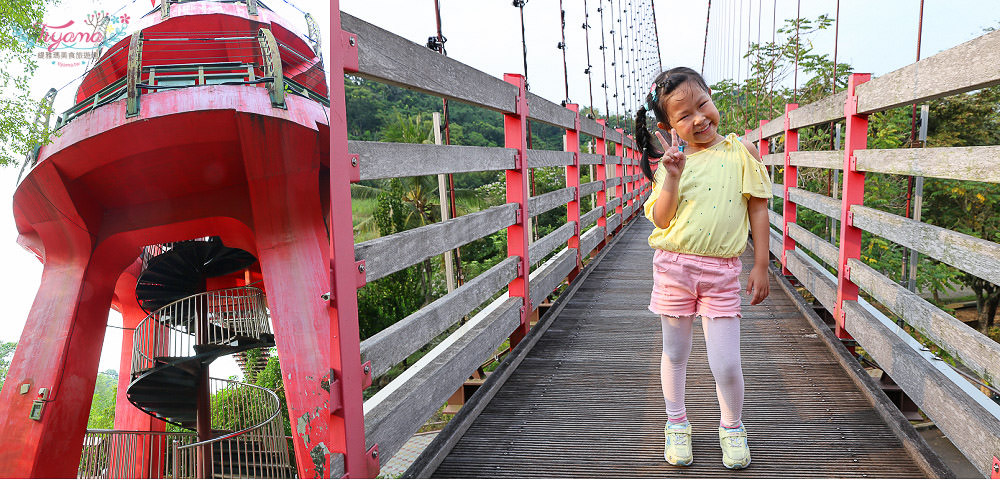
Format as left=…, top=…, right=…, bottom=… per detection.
left=649, top=249, right=742, bottom=319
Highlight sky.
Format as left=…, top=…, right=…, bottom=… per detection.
left=1, top=0, right=998, bottom=377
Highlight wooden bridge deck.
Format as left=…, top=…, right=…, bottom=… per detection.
left=409, top=217, right=947, bottom=478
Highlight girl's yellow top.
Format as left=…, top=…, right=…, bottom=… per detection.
left=643, top=133, right=772, bottom=258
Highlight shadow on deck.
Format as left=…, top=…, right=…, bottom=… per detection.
left=407, top=217, right=950, bottom=478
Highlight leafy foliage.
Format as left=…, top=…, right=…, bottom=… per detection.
left=87, top=369, right=118, bottom=429
left=0, top=0, right=54, bottom=167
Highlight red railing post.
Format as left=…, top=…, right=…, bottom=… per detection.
left=758, top=120, right=769, bottom=166
left=329, top=6, right=371, bottom=477
left=595, top=120, right=609, bottom=251
left=834, top=73, right=872, bottom=342
left=565, top=104, right=582, bottom=280
left=614, top=129, right=626, bottom=229
left=781, top=103, right=799, bottom=275
left=504, top=73, right=531, bottom=347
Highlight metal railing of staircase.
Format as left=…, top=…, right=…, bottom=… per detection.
left=171, top=378, right=290, bottom=479
left=744, top=28, right=1000, bottom=478
left=325, top=11, right=653, bottom=477
left=78, top=430, right=196, bottom=479
left=131, top=286, right=270, bottom=376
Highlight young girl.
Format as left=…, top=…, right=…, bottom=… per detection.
left=636, top=67, right=772, bottom=469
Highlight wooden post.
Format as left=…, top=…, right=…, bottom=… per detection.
left=834, top=73, right=872, bottom=341
left=504, top=73, right=531, bottom=347
left=433, top=113, right=455, bottom=293
left=781, top=103, right=799, bottom=275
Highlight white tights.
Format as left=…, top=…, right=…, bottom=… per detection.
left=660, top=314, right=744, bottom=428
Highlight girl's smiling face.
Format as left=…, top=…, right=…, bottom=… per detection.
left=656, top=81, right=723, bottom=152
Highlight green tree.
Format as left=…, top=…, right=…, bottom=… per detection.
left=87, top=369, right=118, bottom=429
left=0, top=341, right=16, bottom=389
left=1, top=0, right=54, bottom=167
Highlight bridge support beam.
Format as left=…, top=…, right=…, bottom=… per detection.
left=834, top=73, right=872, bottom=341
left=503, top=73, right=531, bottom=347
left=781, top=103, right=799, bottom=276
left=565, top=103, right=582, bottom=281
left=595, top=120, right=609, bottom=252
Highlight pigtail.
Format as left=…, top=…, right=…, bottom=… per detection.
left=635, top=96, right=663, bottom=182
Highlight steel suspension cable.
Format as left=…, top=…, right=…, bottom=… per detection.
left=701, top=0, right=712, bottom=76
left=737, top=0, right=743, bottom=83
left=651, top=0, right=662, bottom=70
left=558, top=0, right=571, bottom=104
left=793, top=0, right=801, bottom=103
left=598, top=2, right=612, bottom=120
left=609, top=0, right=622, bottom=129
left=583, top=0, right=596, bottom=116
left=430, top=0, right=465, bottom=286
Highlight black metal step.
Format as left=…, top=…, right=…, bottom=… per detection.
left=135, top=238, right=257, bottom=314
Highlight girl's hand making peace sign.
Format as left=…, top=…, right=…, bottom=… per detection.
left=654, top=129, right=686, bottom=179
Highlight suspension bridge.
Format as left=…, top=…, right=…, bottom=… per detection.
left=0, top=0, right=997, bottom=478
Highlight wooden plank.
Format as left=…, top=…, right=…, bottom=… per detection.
left=529, top=187, right=574, bottom=218
left=528, top=248, right=577, bottom=310
left=605, top=128, right=623, bottom=145
left=854, top=146, right=1000, bottom=183
left=771, top=265, right=954, bottom=479
left=788, top=90, right=848, bottom=130
left=356, top=203, right=517, bottom=282
left=769, top=229, right=782, bottom=257
left=579, top=224, right=604, bottom=256
left=403, top=221, right=634, bottom=478
left=527, top=149, right=574, bottom=168
left=579, top=117, right=604, bottom=138
left=579, top=180, right=603, bottom=197
left=789, top=150, right=842, bottom=170
left=343, top=13, right=516, bottom=114
left=580, top=205, right=603, bottom=229
left=607, top=213, right=622, bottom=231
left=606, top=155, right=623, bottom=165
left=787, top=222, right=839, bottom=269
left=352, top=141, right=515, bottom=180
left=330, top=455, right=345, bottom=478
left=526, top=92, right=575, bottom=129
left=746, top=126, right=761, bottom=142
left=579, top=153, right=604, bottom=165
left=842, top=300, right=1000, bottom=478
left=788, top=187, right=840, bottom=219
left=772, top=182, right=784, bottom=198
left=784, top=248, right=838, bottom=313
left=761, top=115, right=784, bottom=138
left=847, top=258, right=1000, bottom=386
left=605, top=176, right=622, bottom=187
left=856, top=29, right=1000, bottom=114
left=364, top=296, right=522, bottom=473
left=606, top=197, right=622, bottom=211
left=529, top=222, right=575, bottom=266
left=768, top=209, right=782, bottom=229
left=761, top=153, right=784, bottom=166
left=361, top=256, right=519, bottom=379
left=851, top=204, right=1000, bottom=286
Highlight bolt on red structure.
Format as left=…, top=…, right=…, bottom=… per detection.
left=0, top=2, right=337, bottom=477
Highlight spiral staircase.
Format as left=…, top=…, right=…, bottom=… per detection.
left=126, top=238, right=294, bottom=478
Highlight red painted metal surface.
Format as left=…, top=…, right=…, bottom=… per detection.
left=991, top=456, right=999, bottom=479
left=504, top=73, right=531, bottom=347
left=781, top=103, right=799, bottom=275
left=595, top=120, right=609, bottom=252
left=565, top=104, right=582, bottom=280
left=614, top=129, right=626, bottom=227
left=329, top=2, right=368, bottom=477
left=834, top=73, right=872, bottom=341
left=0, top=5, right=334, bottom=474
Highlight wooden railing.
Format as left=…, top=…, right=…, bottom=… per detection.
left=747, top=28, right=1000, bottom=478
left=329, top=12, right=652, bottom=477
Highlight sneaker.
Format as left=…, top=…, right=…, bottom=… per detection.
left=664, top=421, right=693, bottom=466
left=719, top=425, right=751, bottom=469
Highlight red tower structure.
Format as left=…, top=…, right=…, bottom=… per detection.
left=0, top=1, right=333, bottom=477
